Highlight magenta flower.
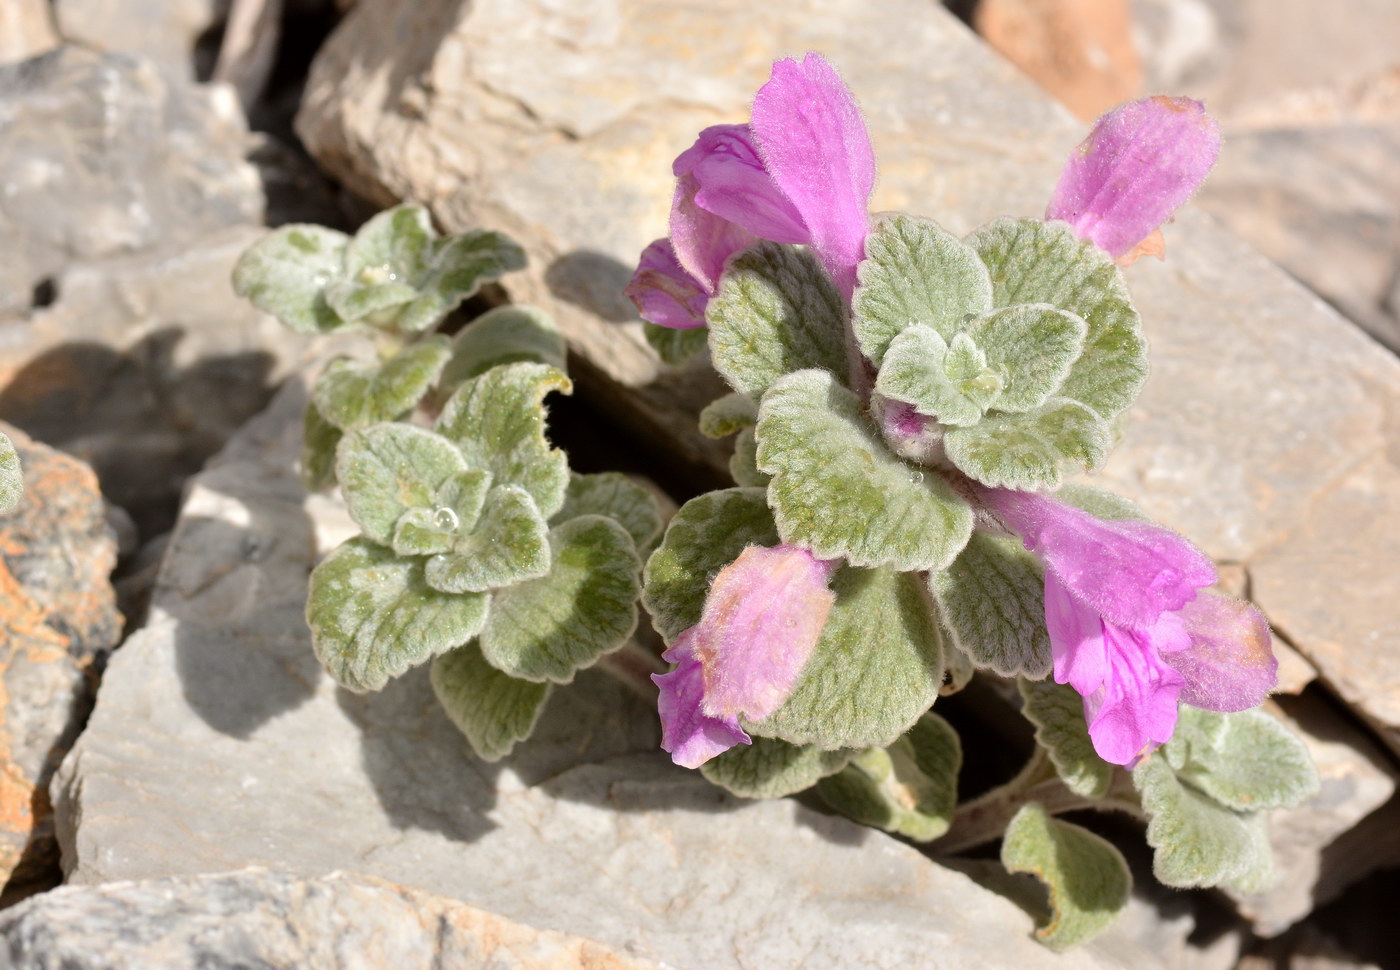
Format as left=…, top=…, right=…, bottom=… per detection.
left=1046, top=96, right=1221, bottom=262
left=981, top=487, right=1276, bottom=765
left=653, top=544, right=837, bottom=768
left=627, top=52, right=876, bottom=329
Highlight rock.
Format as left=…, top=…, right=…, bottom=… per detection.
left=0, top=868, right=664, bottom=970
left=294, top=0, right=1400, bottom=758
left=0, top=423, right=119, bottom=904
left=0, top=0, right=59, bottom=64
left=0, top=226, right=312, bottom=538
left=53, top=380, right=1164, bottom=969
left=0, top=46, right=261, bottom=319
left=973, top=0, right=1143, bottom=119
left=53, top=0, right=227, bottom=81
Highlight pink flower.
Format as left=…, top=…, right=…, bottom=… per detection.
left=652, top=544, right=837, bottom=768
left=982, top=487, right=1276, bottom=765
left=627, top=52, right=876, bottom=329
left=1046, top=96, right=1221, bottom=262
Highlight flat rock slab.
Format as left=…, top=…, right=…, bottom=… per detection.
left=296, top=0, right=1400, bottom=757
left=53, top=382, right=1163, bottom=969
left=0, top=868, right=664, bottom=970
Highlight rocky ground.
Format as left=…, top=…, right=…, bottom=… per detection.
left=0, top=0, right=1395, bottom=967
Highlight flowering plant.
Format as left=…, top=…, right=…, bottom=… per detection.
left=630, top=54, right=1317, bottom=949
left=233, top=206, right=661, bottom=760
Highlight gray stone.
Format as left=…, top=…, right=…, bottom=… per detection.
left=0, top=46, right=261, bottom=319
left=0, top=868, right=664, bottom=970
left=53, top=0, right=228, bottom=81
left=0, top=0, right=58, bottom=64
left=293, top=0, right=1400, bottom=757
left=53, top=380, right=1164, bottom=969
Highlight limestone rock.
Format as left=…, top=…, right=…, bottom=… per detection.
left=53, top=0, right=228, bottom=81
left=0, top=868, right=663, bottom=970
left=0, top=424, right=119, bottom=904
left=53, top=381, right=1162, bottom=969
left=0, top=46, right=261, bottom=319
left=0, top=0, right=59, bottom=64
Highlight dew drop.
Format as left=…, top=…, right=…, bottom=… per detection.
left=433, top=506, right=460, bottom=532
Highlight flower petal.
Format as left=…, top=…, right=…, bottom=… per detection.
left=1046, top=96, right=1221, bottom=259
left=751, top=53, right=875, bottom=299
left=625, top=238, right=709, bottom=329
left=692, top=544, right=837, bottom=721
left=653, top=629, right=751, bottom=768
left=1162, top=591, right=1278, bottom=712
left=1046, top=571, right=1109, bottom=696
left=983, top=487, right=1217, bottom=630
left=1084, top=617, right=1187, bottom=765
left=668, top=173, right=762, bottom=295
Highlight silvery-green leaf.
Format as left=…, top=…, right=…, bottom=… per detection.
left=701, top=737, right=854, bottom=799
left=431, top=640, right=551, bottom=762
left=1001, top=802, right=1132, bottom=951
left=424, top=485, right=550, bottom=594
left=232, top=224, right=349, bottom=334
left=1055, top=484, right=1147, bottom=522
left=1134, top=755, right=1269, bottom=888
left=0, top=432, right=21, bottom=514
left=478, top=515, right=641, bottom=683
left=968, top=218, right=1146, bottom=420
left=698, top=392, right=758, bottom=439
left=394, top=229, right=527, bottom=333
left=551, top=472, right=661, bottom=555
left=941, top=640, right=975, bottom=696
left=706, top=242, right=848, bottom=398
left=312, top=337, right=453, bottom=432
left=308, top=537, right=488, bottom=692
left=944, top=396, right=1110, bottom=491
left=853, top=214, right=994, bottom=365
left=440, top=305, right=568, bottom=389
left=336, top=424, right=468, bottom=545
left=816, top=712, right=961, bottom=841
left=1165, top=708, right=1319, bottom=812
left=749, top=565, right=944, bottom=750
left=875, top=326, right=1001, bottom=427
left=962, top=304, right=1087, bottom=413
left=729, top=426, right=769, bottom=487
left=300, top=403, right=343, bottom=493
left=930, top=532, right=1051, bottom=678
left=343, top=205, right=434, bottom=282
left=1224, top=814, right=1276, bottom=895
left=436, top=362, right=572, bottom=518
left=756, top=370, right=973, bottom=571
left=644, top=321, right=708, bottom=366
left=323, top=277, right=419, bottom=325
left=390, top=469, right=493, bottom=557
left=1019, top=677, right=1112, bottom=798
left=642, top=487, right=777, bottom=642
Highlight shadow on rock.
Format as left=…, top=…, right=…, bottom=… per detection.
left=545, top=250, right=639, bottom=324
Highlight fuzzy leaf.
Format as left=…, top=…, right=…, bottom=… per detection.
left=1019, top=678, right=1112, bottom=798
left=756, top=369, right=974, bottom=571
left=1055, top=484, right=1147, bottom=522
left=1134, top=756, right=1269, bottom=888
left=399, top=229, right=527, bottom=333
left=431, top=640, right=551, bottom=762
left=300, top=403, right=342, bottom=493
left=551, top=472, right=662, bottom=555
left=963, top=304, right=1087, bottom=413
left=944, top=396, right=1110, bottom=491
left=729, top=426, right=770, bottom=487
left=875, top=326, right=1001, bottom=427
left=390, top=470, right=493, bottom=557
left=423, top=486, right=550, bottom=594
left=706, top=242, right=849, bottom=398
left=313, top=337, right=452, bottom=432
left=698, top=392, right=758, bottom=439
left=1002, top=802, right=1132, bottom=951
left=1166, top=708, right=1319, bottom=812
left=308, top=537, right=488, bottom=692
left=440, top=305, right=568, bottom=389
left=232, top=224, right=349, bottom=334
left=749, top=565, right=944, bottom=750
left=0, top=433, right=20, bottom=514
left=701, top=737, right=853, bottom=799
left=644, top=321, right=708, bottom=366
left=942, top=641, right=975, bottom=696
left=967, top=218, right=1146, bottom=420
left=342, top=205, right=435, bottom=280
left=336, top=424, right=468, bottom=545
left=931, top=532, right=1051, bottom=678
left=1224, top=814, right=1276, bottom=896
left=642, top=487, right=777, bottom=642
left=478, top=516, right=641, bottom=682
left=436, top=362, right=572, bottom=518
left=817, top=712, right=960, bottom=840
left=853, top=214, right=994, bottom=365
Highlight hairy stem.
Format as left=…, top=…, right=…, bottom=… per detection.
left=596, top=639, right=665, bottom=702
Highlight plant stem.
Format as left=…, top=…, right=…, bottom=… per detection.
left=596, top=640, right=664, bottom=702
